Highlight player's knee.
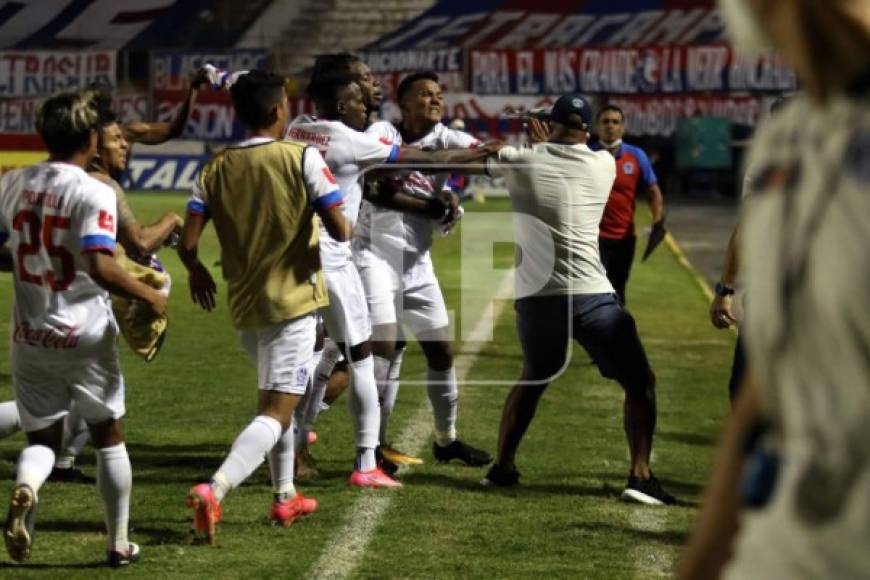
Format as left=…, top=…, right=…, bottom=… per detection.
left=347, top=341, right=372, bottom=362
left=422, top=340, right=453, bottom=371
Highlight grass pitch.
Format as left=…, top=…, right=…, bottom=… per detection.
left=0, top=193, right=734, bottom=578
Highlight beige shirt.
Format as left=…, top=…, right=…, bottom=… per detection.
left=725, top=94, right=870, bottom=579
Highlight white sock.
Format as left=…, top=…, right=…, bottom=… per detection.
left=296, top=345, right=338, bottom=451
left=15, top=445, right=55, bottom=499
left=0, top=401, right=21, bottom=438
left=427, top=367, right=458, bottom=446
left=373, top=355, right=392, bottom=443
left=355, top=447, right=376, bottom=472
left=96, top=443, right=132, bottom=551
left=294, top=348, right=323, bottom=451
left=212, top=415, right=282, bottom=502
left=268, top=423, right=296, bottom=499
left=348, top=355, right=380, bottom=451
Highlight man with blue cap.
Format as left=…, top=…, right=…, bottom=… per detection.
left=479, top=93, right=674, bottom=505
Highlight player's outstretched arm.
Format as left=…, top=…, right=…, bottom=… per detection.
left=122, top=67, right=209, bottom=145
left=93, top=173, right=182, bottom=254
left=87, top=251, right=167, bottom=316
left=396, top=141, right=504, bottom=174
left=178, top=213, right=217, bottom=311
left=363, top=178, right=456, bottom=220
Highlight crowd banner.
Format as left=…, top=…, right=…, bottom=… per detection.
left=151, top=50, right=269, bottom=141
left=359, top=48, right=466, bottom=93
left=0, top=50, right=116, bottom=97
left=368, top=3, right=726, bottom=50
left=469, top=46, right=797, bottom=95
left=124, top=154, right=208, bottom=191
left=605, top=95, right=763, bottom=137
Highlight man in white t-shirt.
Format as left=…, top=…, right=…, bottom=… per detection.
left=480, top=94, right=674, bottom=506
left=1, top=90, right=167, bottom=566
left=356, top=71, right=492, bottom=470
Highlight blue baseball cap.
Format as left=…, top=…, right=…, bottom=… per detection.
left=532, top=93, right=592, bottom=130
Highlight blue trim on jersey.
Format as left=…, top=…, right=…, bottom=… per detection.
left=80, top=234, right=116, bottom=253
left=0, top=231, right=8, bottom=246
left=186, top=199, right=209, bottom=216
left=387, top=144, right=400, bottom=164
left=313, top=189, right=343, bottom=209
left=620, top=143, right=658, bottom=186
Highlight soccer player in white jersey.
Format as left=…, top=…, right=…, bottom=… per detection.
left=357, top=71, right=492, bottom=469
left=0, top=90, right=167, bottom=566
left=180, top=71, right=350, bottom=544
left=287, top=70, right=497, bottom=483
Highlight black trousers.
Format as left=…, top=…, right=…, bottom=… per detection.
left=598, top=236, right=636, bottom=304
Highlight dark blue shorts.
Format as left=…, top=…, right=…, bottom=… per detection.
left=514, top=293, right=653, bottom=388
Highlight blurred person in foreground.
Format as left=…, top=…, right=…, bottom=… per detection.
left=678, top=0, right=870, bottom=578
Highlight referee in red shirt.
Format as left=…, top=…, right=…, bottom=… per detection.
left=592, top=105, right=665, bottom=304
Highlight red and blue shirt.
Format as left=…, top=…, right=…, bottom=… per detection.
left=592, top=142, right=657, bottom=239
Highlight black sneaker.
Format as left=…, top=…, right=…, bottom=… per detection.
left=4, top=483, right=37, bottom=562
left=108, top=541, right=140, bottom=568
left=481, top=464, right=520, bottom=488
left=432, top=440, right=492, bottom=467
left=621, top=473, right=676, bottom=505
left=375, top=447, right=399, bottom=476
left=48, top=466, right=95, bottom=484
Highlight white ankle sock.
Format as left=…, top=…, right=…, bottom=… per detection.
left=296, top=346, right=336, bottom=451
left=0, top=401, right=21, bottom=438
left=355, top=447, right=376, bottom=472
left=96, top=443, right=132, bottom=551
left=15, top=445, right=55, bottom=500
left=212, top=415, right=282, bottom=501
left=427, top=367, right=458, bottom=446
left=379, top=349, right=404, bottom=444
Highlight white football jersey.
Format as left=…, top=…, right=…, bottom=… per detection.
left=356, top=121, right=479, bottom=255
left=0, top=162, right=119, bottom=355
left=286, top=116, right=399, bottom=269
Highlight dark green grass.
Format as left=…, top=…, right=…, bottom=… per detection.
left=0, top=193, right=734, bottom=578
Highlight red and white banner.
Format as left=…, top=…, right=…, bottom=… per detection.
left=470, top=45, right=796, bottom=95
left=0, top=51, right=117, bottom=98
left=606, top=95, right=764, bottom=137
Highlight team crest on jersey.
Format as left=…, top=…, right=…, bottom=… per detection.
left=623, top=162, right=635, bottom=175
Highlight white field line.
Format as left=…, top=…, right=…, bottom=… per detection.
left=307, top=273, right=514, bottom=580
left=629, top=506, right=675, bottom=579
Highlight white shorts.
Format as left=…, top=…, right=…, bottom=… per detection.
left=355, top=248, right=449, bottom=337
left=320, top=261, right=372, bottom=347
left=239, top=313, right=316, bottom=395
left=12, top=326, right=125, bottom=433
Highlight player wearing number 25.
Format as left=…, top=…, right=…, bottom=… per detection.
left=0, top=90, right=165, bottom=566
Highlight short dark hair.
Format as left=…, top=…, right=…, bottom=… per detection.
left=396, top=71, right=439, bottom=104
left=230, top=70, right=287, bottom=129
left=85, top=84, right=118, bottom=128
left=311, top=53, right=363, bottom=83
left=596, top=104, right=625, bottom=122
left=307, top=71, right=357, bottom=113
left=35, top=90, right=99, bottom=157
